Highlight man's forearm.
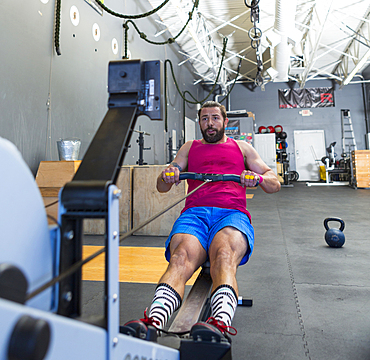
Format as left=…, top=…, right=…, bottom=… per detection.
left=259, top=170, right=281, bottom=193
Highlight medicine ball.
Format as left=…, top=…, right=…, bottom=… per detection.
left=274, top=125, right=283, bottom=133
left=279, top=131, right=287, bottom=140
left=258, top=126, right=267, bottom=134
left=267, top=126, right=275, bottom=133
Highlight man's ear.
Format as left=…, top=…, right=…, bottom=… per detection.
left=224, top=117, right=229, bottom=127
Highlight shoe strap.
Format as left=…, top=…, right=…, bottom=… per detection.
left=140, top=308, right=161, bottom=328
left=207, top=317, right=237, bottom=336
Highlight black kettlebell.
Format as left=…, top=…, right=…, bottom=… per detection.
left=323, top=218, right=345, bottom=248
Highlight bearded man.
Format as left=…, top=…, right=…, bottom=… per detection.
left=124, top=101, right=280, bottom=339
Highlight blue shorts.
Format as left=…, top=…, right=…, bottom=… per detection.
left=165, top=207, right=254, bottom=266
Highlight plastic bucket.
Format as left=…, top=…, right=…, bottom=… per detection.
left=57, top=139, right=81, bottom=161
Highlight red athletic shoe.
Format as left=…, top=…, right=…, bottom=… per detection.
left=206, top=317, right=237, bottom=336
left=120, top=308, right=161, bottom=340
left=190, top=317, right=237, bottom=343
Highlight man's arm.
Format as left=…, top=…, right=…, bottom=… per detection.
left=157, top=140, right=193, bottom=193
left=237, top=141, right=281, bottom=193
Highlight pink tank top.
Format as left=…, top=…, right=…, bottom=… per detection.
left=182, top=137, right=251, bottom=221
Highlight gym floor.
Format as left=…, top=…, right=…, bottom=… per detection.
left=82, top=182, right=370, bottom=360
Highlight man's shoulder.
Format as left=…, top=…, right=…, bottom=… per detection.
left=183, top=140, right=196, bottom=149
left=235, top=139, right=253, bottom=148
left=235, top=140, right=255, bottom=156
left=178, top=140, right=195, bottom=156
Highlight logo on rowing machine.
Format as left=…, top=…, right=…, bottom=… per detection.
left=124, top=353, right=163, bottom=360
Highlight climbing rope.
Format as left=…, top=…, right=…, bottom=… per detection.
left=53, top=0, right=177, bottom=56
left=163, top=37, right=228, bottom=131
left=217, top=58, right=242, bottom=103
left=54, top=0, right=62, bottom=55
left=122, top=0, right=200, bottom=58
left=95, top=0, right=170, bottom=19
left=52, top=0, right=239, bottom=139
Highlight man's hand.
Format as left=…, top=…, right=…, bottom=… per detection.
left=161, top=166, right=181, bottom=185
left=240, top=170, right=261, bottom=188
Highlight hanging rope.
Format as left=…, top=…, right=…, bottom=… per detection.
left=122, top=0, right=199, bottom=59
left=54, top=0, right=62, bottom=55
left=163, top=38, right=229, bottom=131
left=218, top=58, right=242, bottom=103
left=94, top=0, right=170, bottom=19
left=54, top=0, right=174, bottom=56
left=166, top=38, right=227, bottom=103
left=178, top=57, right=241, bottom=130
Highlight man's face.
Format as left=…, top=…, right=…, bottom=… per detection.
left=199, top=107, right=228, bottom=143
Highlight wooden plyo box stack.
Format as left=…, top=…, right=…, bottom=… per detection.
left=35, top=161, right=81, bottom=225
left=132, top=165, right=187, bottom=236
left=35, top=161, right=132, bottom=233
left=84, top=166, right=132, bottom=235
left=85, top=165, right=185, bottom=236
left=35, top=162, right=186, bottom=236
left=352, top=150, right=370, bottom=188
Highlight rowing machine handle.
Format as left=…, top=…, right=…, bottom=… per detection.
left=179, top=172, right=259, bottom=186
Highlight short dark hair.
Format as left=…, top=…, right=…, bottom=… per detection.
left=198, top=101, right=227, bottom=121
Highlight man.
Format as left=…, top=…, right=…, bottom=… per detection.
left=124, top=101, right=280, bottom=339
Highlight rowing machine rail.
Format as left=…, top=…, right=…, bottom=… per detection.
left=165, top=173, right=253, bottom=359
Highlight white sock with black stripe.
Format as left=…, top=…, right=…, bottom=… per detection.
left=148, top=283, right=182, bottom=329
left=210, top=285, right=238, bottom=327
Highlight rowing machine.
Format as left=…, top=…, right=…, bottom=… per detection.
left=0, top=61, right=252, bottom=360
left=0, top=59, right=182, bottom=360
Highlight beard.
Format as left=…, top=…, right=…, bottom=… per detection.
left=201, top=125, right=225, bottom=143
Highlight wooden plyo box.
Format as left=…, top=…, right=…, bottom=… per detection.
left=35, top=161, right=81, bottom=225
left=84, top=166, right=132, bottom=235
left=352, top=150, right=370, bottom=188
left=132, top=165, right=187, bottom=236
left=35, top=161, right=132, bottom=232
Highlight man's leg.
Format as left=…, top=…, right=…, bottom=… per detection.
left=147, top=233, right=207, bottom=328
left=207, top=226, right=248, bottom=327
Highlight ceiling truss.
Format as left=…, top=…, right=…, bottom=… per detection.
left=147, top=0, right=370, bottom=89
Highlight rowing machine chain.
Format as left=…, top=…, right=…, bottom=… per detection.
left=245, top=0, right=264, bottom=87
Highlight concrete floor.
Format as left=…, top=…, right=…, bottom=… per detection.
left=82, top=182, right=370, bottom=359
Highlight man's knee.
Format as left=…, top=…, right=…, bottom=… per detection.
left=169, top=234, right=207, bottom=266
left=169, top=247, right=190, bottom=268
left=210, top=247, right=237, bottom=273
left=209, top=227, right=248, bottom=266
left=165, top=247, right=198, bottom=283
left=214, top=246, right=235, bottom=262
